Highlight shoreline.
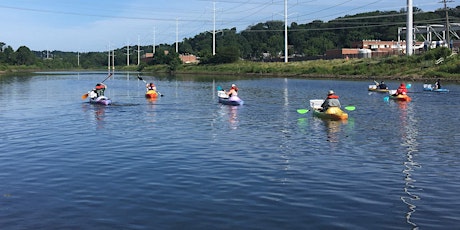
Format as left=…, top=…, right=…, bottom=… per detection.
left=2, top=68, right=459, bottom=83
left=171, top=71, right=460, bottom=83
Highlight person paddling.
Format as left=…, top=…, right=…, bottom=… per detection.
left=146, top=82, right=157, bottom=91
left=434, top=79, right=442, bottom=90
left=226, top=84, right=238, bottom=97
left=89, top=82, right=107, bottom=99
left=393, top=83, right=407, bottom=96
left=320, top=90, right=341, bottom=112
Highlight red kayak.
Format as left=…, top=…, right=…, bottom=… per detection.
left=145, top=90, right=158, bottom=99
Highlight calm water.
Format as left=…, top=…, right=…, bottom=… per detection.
left=1, top=72, right=459, bottom=229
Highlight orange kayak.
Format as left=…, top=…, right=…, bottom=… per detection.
left=390, top=94, right=411, bottom=102
left=145, top=90, right=158, bottom=99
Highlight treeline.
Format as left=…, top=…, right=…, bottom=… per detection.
left=1, top=6, right=459, bottom=70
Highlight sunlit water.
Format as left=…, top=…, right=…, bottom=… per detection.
left=1, top=72, right=459, bottom=229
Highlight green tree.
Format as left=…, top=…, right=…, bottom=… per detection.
left=15, top=46, right=36, bottom=65
left=3, top=46, right=16, bottom=65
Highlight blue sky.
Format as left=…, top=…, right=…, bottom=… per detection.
left=0, top=0, right=447, bottom=52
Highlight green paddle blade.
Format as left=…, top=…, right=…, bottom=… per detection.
left=344, top=106, right=355, bottom=111
left=297, top=109, right=309, bottom=114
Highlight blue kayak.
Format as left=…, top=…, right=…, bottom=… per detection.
left=423, top=84, right=449, bottom=92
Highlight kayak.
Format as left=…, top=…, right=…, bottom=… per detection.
left=368, top=85, right=390, bottom=93
left=389, top=94, right=411, bottom=101
left=313, top=107, right=348, bottom=121
left=423, top=84, right=449, bottom=92
left=218, top=95, right=244, bottom=106
left=145, top=90, right=159, bottom=98
left=217, top=90, right=243, bottom=105
left=90, top=96, right=112, bottom=105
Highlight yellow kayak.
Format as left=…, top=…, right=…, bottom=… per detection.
left=313, top=107, right=348, bottom=120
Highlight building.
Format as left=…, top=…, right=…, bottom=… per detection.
left=179, top=54, right=199, bottom=64
left=325, top=40, right=425, bottom=59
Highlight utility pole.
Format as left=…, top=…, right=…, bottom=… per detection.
left=153, top=27, right=156, bottom=55
left=107, top=46, right=111, bottom=72
left=213, top=2, right=216, bottom=55
left=137, top=35, right=141, bottom=66
left=112, top=49, right=115, bottom=73
left=126, top=40, right=130, bottom=66
left=284, top=0, right=288, bottom=62
left=176, top=18, right=179, bottom=53
left=443, top=0, right=453, bottom=49
left=406, top=0, right=413, bottom=56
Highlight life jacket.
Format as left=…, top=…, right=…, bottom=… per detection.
left=327, top=94, right=339, bottom=99
left=95, top=84, right=105, bottom=90
left=396, top=84, right=407, bottom=94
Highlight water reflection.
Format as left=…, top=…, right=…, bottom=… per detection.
left=145, top=97, right=158, bottom=124
left=226, top=106, right=239, bottom=129
left=214, top=104, right=240, bottom=130
left=324, top=120, right=347, bottom=143
left=397, top=101, right=420, bottom=229
left=82, top=103, right=107, bottom=130
left=146, top=97, right=158, bottom=103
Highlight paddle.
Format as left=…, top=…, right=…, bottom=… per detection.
left=138, top=75, right=163, bottom=97
left=344, top=106, right=356, bottom=111
left=298, top=105, right=354, bottom=114
left=82, top=73, right=112, bottom=100
left=296, top=109, right=309, bottom=114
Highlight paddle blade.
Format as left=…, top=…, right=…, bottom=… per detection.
left=344, top=106, right=355, bottom=111
left=383, top=96, right=389, bottom=102
left=81, top=93, right=89, bottom=100
left=406, top=83, right=411, bottom=89
left=297, top=109, right=309, bottom=114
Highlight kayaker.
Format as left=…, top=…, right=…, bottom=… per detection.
left=378, top=81, right=388, bottom=89
left=146, top=82, right=157, bottom=91
left=227, top=84, right=238, bottom=97
left=93, top=83, right=107, bottom=98
left=393, top=83, right=407, bottom=96
left=320, top=90, right=341, bottom=111
left=434, top=79, right=441, bottom=89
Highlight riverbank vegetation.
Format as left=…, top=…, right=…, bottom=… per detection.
left=138, top=47, right=459, bottom=82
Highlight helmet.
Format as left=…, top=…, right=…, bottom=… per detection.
left=328, top=90, right=334, bottom=95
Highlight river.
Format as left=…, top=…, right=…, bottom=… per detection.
left=1, top=72, right=459, bottom=229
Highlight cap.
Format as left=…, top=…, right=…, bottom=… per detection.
left=231, top=84, right=236, bottom=87
left=328, top=90, right=334, bottom=95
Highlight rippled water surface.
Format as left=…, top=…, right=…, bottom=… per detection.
left=1, top=72, right=459, bottom=229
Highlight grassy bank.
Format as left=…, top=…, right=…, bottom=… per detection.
left=165, top=54, right=460, bottom=82
left=3, top=51, right=460, bottom=82
left=136, top=51, right=460, bottom=82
